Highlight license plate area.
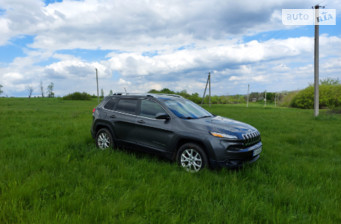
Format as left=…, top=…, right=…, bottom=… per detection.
left=253, top=146, right=262, bottom=156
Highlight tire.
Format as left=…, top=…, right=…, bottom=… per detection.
left=176, top=143, right=208, bottom=172
left=95, top=128, right=114, bottom=150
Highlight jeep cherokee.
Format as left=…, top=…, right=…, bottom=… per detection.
left=91, top=93, right=262, bottom=172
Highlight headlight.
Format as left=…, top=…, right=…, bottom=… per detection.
left=210, top=132, right=238, bottom=140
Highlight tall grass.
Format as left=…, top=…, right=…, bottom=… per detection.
left=0, top=98, right=340, bottom=223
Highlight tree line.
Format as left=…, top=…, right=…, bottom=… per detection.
left=148, top=88, right=283, bottom=105
left=0, top=82, right=55, bottom=98
left=25, top=82, right=55, bottom=98
left=1, top=78, right=339, bottom=110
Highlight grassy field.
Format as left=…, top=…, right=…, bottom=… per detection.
left=0, top=98, right=340, bottom=223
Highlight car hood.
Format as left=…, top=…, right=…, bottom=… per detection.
left=184, top=115, right=258, bottom=139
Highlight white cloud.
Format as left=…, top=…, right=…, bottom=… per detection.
left=273, top=64, right=290, bottom=72
left=118, top=78, right=131, bottom=85
left=44, top=59, right=111, bottom=79
left=2, top=0, right=337, bottom=51
left=1, top=34, right=341, bottom=96
left=3, top=72, right=23, bottom=84
left=107, top=36, right=317, bottom=77
left=0, top=18, right=10, bottom=45
left=0, top=0, right=341, bottom=97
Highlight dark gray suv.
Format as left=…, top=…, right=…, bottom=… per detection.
left=91, top=93, right=262, bottom=172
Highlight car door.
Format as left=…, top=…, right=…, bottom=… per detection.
left=107, top=98, right=138, bottom=143
left=132, top=98, right=174, bottom=152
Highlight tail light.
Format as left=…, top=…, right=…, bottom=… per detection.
left=92, top=108, right=96, bottom=113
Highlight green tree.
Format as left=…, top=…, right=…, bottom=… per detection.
left=160, top=88, right=175, bottom=94
left=249, top=92, right=260, bottom=101
left=266, top=92, right=275, bottom=102
left=188, top=93, right=202, bottom=104
left=0, top=84, right=3, bottom=95
left=178, top=90, right=190, bottom=98
left=148, top=88, right=175, bottom=94
left=219, top=96, right=228, bottom=104
left=291, top=84, right=341, bottom=109
left=47, top=82, right=55, bottom=98
left=320, top=77, right=340, bottom=85
left=63, top=92, right=91, bottom=100
left=148, top=89, right=159, bottom=93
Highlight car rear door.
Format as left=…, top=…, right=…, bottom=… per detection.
left=107, top=98, right=138, bottom=143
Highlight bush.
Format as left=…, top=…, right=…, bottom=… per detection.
left=291, top=84, right=341, bottom=109
left=278, top=91, right=299, bottom=107
left=227, top=95, right=246, bottom=104
left=63, top=92, right=92, bottom=100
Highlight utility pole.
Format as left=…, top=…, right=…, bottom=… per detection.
left=314, top=4, right=323, bottom=117
left=208, top=72, right=211, bottom=107
left=201, top=72, right=211, bottom=106
left=264, top=90, right=267, bottom=107
left=95, top=68, right=99, bottom=104
left=246, top=84, right=250, bottom=107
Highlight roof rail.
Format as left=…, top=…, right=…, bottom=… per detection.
left=113, top=92, right=148, bottom=96
left=111, top=92, right=183, bottom=98
left=152, top=93, right=183, bottom=98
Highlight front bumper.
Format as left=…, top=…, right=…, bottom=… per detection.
left=209, top=141, right=262, bottom=169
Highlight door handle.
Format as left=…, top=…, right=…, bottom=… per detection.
left=137, top=120, right=145, bottom=124
left=110, top=115, right=116, bottom=118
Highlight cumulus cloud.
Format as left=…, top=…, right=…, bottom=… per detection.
left=118, top=78, right=131, bottom=85
left=0, top=0, right=340, bottom=96
left=2, top=0, right=337, bottom=50
left=44, top=60, right=111, bottom=79
left=107, top=36, right=316, bottom=77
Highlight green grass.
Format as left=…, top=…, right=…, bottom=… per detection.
left=0, top=98, right=340, bottom=223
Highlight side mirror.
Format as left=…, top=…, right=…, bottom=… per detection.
left=155, top=113, right=170, bottom=120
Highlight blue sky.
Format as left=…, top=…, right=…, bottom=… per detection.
left=0, top=0, right=340, bottom=97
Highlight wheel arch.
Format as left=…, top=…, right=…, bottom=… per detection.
left=172, top=137, right=214, bottom=166
left=93, top=121, right=116, bottom=139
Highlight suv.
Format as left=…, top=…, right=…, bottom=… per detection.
left=91, top=93, right=262, bottom=172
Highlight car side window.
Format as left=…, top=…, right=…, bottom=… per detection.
left=104, top=99, right=117, bottom=110
left=115, top=99, right=138, bottom=114
left=140, top=99, right=166, bottom=118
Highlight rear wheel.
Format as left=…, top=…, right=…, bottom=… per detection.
left=176, top=143, right=208, bottom=172
left=95, top=128, right=114, bottom=150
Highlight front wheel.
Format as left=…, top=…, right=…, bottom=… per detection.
left=176, top=143, right=208, bottom=172
left=95, top=128, right=114, bottom=150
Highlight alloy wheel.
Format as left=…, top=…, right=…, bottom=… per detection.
left=180, top=148, right=203, bottom=172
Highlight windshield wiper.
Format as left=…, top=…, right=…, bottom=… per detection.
left=198, top=115, right=212, bottom=119
left=184, top=117, right=194, bottom=119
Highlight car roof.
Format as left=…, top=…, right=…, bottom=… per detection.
left=110, top=93, right=183, bottom=100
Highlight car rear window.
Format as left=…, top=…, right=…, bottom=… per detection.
left=104, top=99, right=117, bottom=110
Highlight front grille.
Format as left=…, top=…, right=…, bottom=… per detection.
left=242, top=131, right=261, bottom=146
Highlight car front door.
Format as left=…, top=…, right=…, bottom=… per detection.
left=132, top=99, right=174, bottom=153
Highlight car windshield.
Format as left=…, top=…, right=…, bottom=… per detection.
left=160, top=98, right=212, bottom=119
